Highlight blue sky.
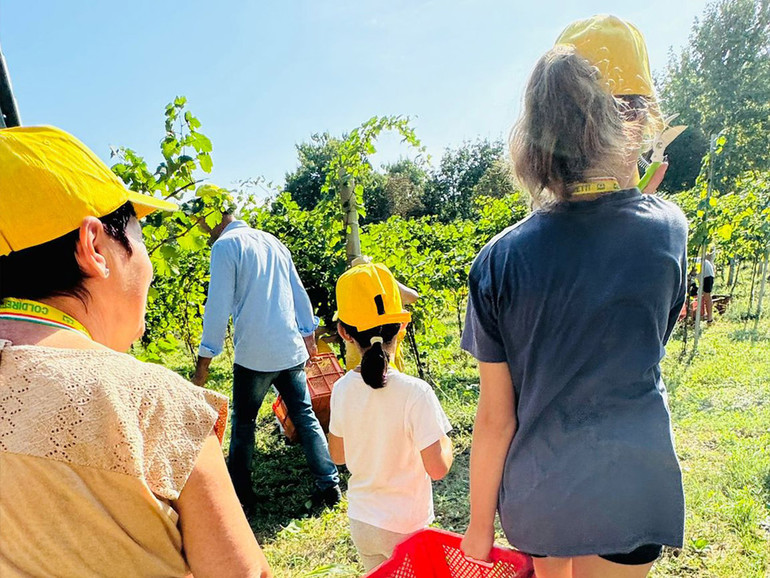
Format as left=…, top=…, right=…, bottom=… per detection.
left=2, top=0, right=709, bottom=196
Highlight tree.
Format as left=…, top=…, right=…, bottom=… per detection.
left=364, top=159, right=428, bottom=222
left=361, top=172, right=389, bottom=223
left=422, top=139, right=506, bottom=221
left=659, top=0, right=770, bottom=189
left=659, top=126, right=710, bottom=193
left=284, top=133, right=344, bottom=210
left=473, top=158, right=518, bottom=199
left=383, top=174, right=424, bottom=219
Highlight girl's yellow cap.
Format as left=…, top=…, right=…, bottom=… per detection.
left=555, top=14, right=654, bottom=97
left=0, top=125, right=177, bottom=256
left=335, top=263, right=412, bottom=332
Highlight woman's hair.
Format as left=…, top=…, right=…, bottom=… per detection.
left=0, top=202, right=136, bottom=302
left=340, top=322, right=402, bottom=389
left=510, top=45, right=656, bottom=207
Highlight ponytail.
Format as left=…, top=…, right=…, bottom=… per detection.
left=361, top=338, right=389, bottom=390
left=340, top=322, right=401, bottom=389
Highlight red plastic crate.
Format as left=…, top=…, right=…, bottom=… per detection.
left=272, top=397, right=298, bottom=442
left=305, top=352, right=345, bottom=393
left=273, top=352, right=345, bottom=442
left=365, top=529, right=534, bottom=578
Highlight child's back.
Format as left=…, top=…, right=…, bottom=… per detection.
left=329, top=261, right=453, bottom=571
left=330, top=368, right=451, bottom=534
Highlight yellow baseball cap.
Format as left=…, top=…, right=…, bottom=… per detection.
left=335, top=263, right=412, bottom=332
left=555, top=15, right=654, bottom=97
left=0, top=125, right=177, bottom=256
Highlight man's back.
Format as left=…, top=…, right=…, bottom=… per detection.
left=198, top=221, right=317, bottom=372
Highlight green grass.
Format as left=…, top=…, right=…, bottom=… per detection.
left=170, top=305, right=770, bottom=577
left=652, top=315, right=770, bottom=577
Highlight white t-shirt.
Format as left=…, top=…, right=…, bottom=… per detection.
left=329, top=369, right=451, bottom=534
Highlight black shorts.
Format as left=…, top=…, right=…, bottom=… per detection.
left=529, top=544, right=663, bottom=565
left=703, top=276, right=714, bottom=293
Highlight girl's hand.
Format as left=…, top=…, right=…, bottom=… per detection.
left=461, top=523, right=494, bottom=562
left=641, top=161, right=669, bottom=193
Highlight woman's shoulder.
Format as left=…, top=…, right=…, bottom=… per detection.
left=2, top=344, right=144, bottom=383
left=8, top=345, right=225, bottom=409
left=1, top=345, right=228, bottom=500
left=94, top=349, right=229, bottom=444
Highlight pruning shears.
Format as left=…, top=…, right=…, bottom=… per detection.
left=637, top=114, right=687, bottom=191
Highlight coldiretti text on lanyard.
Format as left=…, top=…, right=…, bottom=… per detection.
left=569, top=178, right=621, bottom=197
left=0, top=297, right=92, bottom=339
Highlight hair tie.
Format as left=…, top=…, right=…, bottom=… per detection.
left=370, top=336, right=383, bottom=345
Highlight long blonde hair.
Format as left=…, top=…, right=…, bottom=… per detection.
left=510, top=45, right=652, bottom=207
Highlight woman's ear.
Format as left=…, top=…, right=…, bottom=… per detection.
left=74, top=217, right=110, bottom=280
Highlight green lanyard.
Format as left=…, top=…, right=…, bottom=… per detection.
left=0, top=297, right=92, bottom=339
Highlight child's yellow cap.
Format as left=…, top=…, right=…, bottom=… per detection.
left=555, top=14, right=655, bottom=97
left=0, top=125, right=177, bottom=256
left=335, top=263, right=412, bottom=332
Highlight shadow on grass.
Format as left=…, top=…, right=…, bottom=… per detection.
left=245, top=420, right=349, bottom=543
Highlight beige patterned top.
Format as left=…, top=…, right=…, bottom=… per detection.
left=0, top=341, right=229, bottom=577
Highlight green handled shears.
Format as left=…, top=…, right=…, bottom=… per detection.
left=637, top=115, right=687, bottom=191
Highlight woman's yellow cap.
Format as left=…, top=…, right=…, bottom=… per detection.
left=555, top=14, right=654, bottom=97
left=335, top=263, right=412, bottom=332
left=0, top=126, right=177, bottom=256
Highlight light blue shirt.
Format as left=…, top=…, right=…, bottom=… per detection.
left=198, top=220, right=319, bottom=372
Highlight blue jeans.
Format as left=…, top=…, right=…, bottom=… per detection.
left=228, top=362, right=339, bottom=497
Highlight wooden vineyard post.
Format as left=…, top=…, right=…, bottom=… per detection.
left=338, top=169, right=361, bottom=266
left=693, top=134, right=718, bottom=353
left=753, top=245, right=769, bottom=334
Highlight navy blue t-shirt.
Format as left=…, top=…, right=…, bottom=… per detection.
left=461, top=189, right=687, bottom=556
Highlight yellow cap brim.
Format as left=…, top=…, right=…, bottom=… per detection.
left=127, top=191, right=178, bottom=219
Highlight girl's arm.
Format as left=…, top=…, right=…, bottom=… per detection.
left=461, top=361, right=517, bottom=562
left=420, top=435, right=453, bottom=480
left=328, top=433, right=346, bottom=465
left=175, top=434, right=272, bottom=577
